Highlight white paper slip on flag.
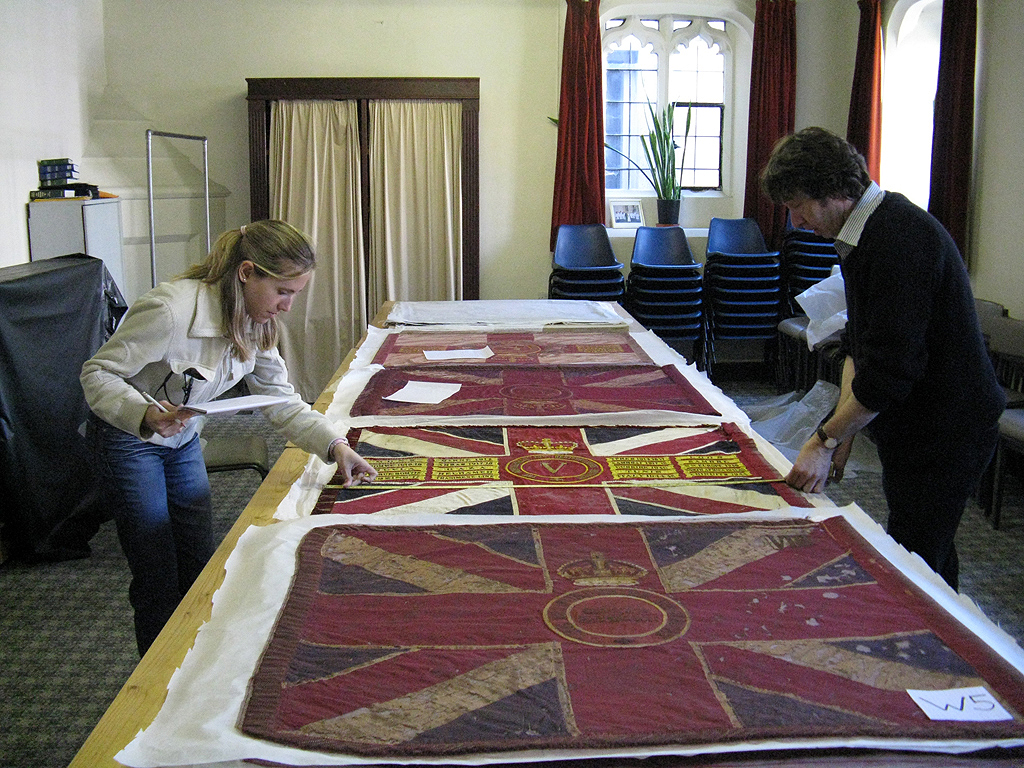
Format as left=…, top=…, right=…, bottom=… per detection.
left=422, top=346, right=493, bottom=360
left=384, top=381, right=463, bottom=404
left=906, top=686, right=1014, bottom=721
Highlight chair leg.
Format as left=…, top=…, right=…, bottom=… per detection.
left=979, top=451, right=995, bottom=520
left=776, top=334, right=790, bottom=392
left=704, top=329, right=716, bottom=381
left=991, top=440, right=1006, bottom=530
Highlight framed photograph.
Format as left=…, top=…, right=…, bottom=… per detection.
left=609, top=199, right=644, bottom=228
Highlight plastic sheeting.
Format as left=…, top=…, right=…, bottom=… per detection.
left=0, top=255, right=126, bottom=560
left=746, top=381, right=883, bottom=474
left=795, top=265, right=847, bottom=350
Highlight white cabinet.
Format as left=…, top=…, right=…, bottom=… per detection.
left=27, top=198, right=126, bottom=296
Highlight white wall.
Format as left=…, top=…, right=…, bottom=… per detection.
left=794, top=0, right=860, bottom=133
left=97, top=0, right=566, bottom=301
left=971, top=0, right=1024, bottom=318
left=0, top=0, right=104, bottom=267
left=1, top=0, right=1021, bottom=315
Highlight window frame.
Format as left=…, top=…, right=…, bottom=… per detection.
left=601, top=13, right=732, bottom=197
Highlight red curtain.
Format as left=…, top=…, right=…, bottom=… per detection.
left=928, top=0, right=977, bottom=258
left=742, top=0, right=796, bottom=250
left=550, top=0, right=606, bottom=252
left=847, top=0, right=882, bottom=181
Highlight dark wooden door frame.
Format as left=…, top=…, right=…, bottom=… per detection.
left=246, top=77, right=480, bottom=300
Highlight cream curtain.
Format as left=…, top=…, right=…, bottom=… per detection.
left=269, top=100, right=365, bottom=402
left=367, top=100, right=462, bottom=315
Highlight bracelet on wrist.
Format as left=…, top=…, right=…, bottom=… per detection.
left=327, top=436, right=350, bottom=462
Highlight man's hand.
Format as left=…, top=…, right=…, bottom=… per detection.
left=785, top=437, right=836, bottom=494
left=828, top=434, right=855, bottom=483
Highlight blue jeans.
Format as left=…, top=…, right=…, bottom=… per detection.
left=87, top=415, right=214, bottom=655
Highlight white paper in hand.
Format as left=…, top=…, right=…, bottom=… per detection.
left=182, top=394, right=290, bottom=416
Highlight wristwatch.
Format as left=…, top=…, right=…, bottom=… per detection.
left=816, top=424, right=840, bottom=450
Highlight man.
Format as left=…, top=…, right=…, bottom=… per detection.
left=760, top=127, right=1004, bottom=590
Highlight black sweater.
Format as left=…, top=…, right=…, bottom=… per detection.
left=840, top=192, right=1004, bottom=458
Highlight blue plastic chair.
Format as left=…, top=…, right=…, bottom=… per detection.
left=548, top=224, right=624, bottom=301
left=629, top=226, right=696, bottom=275
left=552, top=224, right=622, bottom=274
left=706, top=217, right=779, bottom=259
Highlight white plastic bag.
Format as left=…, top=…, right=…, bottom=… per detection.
left=795, top=265, right=847, bottom=350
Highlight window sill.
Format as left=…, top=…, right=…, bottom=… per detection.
left=606, top=226, right=709, bottom=239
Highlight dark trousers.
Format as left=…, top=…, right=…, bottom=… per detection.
left=876, top=423, right=998, bottom=591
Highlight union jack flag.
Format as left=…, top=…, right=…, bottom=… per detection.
left=371, top=329, right=655, bottom=368
left=313, top=424, right=812, bottom=517
left=240, top=518, right=1024, bottom=757
left=349, top=364, right=720, bottom=418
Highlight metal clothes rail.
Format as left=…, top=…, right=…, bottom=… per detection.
left=145, top=129, right=211, bottom=288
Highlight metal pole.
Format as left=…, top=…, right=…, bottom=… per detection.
left=145, top=129, right=212, bottom=288
left=146, top=130, right=157, bottom=289
left=202, top=138, right=211, bottom=254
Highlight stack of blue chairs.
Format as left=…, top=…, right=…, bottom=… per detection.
left=776, top=225, right=841, bottom=391
left=623, top=226, right=704, bottom=366
left=780, top=225, right=839, bottom=317
left=702, top=217, right=782, bottom=381
left=548, top=224, right=625, bottom=302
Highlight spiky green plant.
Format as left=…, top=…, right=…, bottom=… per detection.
left=550, top=102, right=693, bottom=199
left=605, top=102, right=692, bottom=200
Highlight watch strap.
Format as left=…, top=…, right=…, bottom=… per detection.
left=816, top=424, right=839, bottom=450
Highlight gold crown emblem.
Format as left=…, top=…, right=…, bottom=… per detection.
left=558, top=551, right=648, bottom=587
left=517, top=437, right=577, bottom=454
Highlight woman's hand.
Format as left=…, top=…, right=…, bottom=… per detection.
left=142, top=403, right=197, bottom=438
left=332, top=442, right=378, bottom=488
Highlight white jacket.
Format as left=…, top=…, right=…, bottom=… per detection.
left=81, top=279, right=344, bottom=458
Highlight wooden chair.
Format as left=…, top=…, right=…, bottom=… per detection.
left=202, top=435, right=270, bottom=480
left=982, top=314, right=1024, bottom=527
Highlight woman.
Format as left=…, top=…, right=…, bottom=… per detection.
left=82, top=220, right=376, bottom=654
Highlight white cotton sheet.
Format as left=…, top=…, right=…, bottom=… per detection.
left=385, top=300, right=628, bottom=328
left=116, top=506, right=1024, bottom=768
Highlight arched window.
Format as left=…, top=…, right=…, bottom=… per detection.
left=881, top=0, right=942, bottom=207
left=603, top=15, right=730, bottom=194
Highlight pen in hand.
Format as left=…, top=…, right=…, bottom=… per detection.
left=141, top=391, right=169, bottom=413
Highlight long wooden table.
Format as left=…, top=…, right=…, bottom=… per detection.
left=70, top=305, right=1024, bottom=768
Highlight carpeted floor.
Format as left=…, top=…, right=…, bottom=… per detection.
left=2, top=384, right=1023, bottom=768
left=0, top=412, right=286, bottom=768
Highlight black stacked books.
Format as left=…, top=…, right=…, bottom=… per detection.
left=31, top=158, right=98, bottom=200
left=37, top=158, right=79, bottom=187
left=30, top=184, right=99, bottom=200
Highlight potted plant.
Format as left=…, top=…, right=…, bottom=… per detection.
left=608, top=101, right=692, bottom=225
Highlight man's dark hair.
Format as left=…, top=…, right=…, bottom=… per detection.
left=760, top=127, right=872, bottom=203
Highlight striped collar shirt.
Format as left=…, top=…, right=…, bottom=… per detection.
left=834, top=181, right=885, bottom=260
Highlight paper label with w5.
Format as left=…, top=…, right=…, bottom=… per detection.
left=907, top=686, right=1014, bottom=721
